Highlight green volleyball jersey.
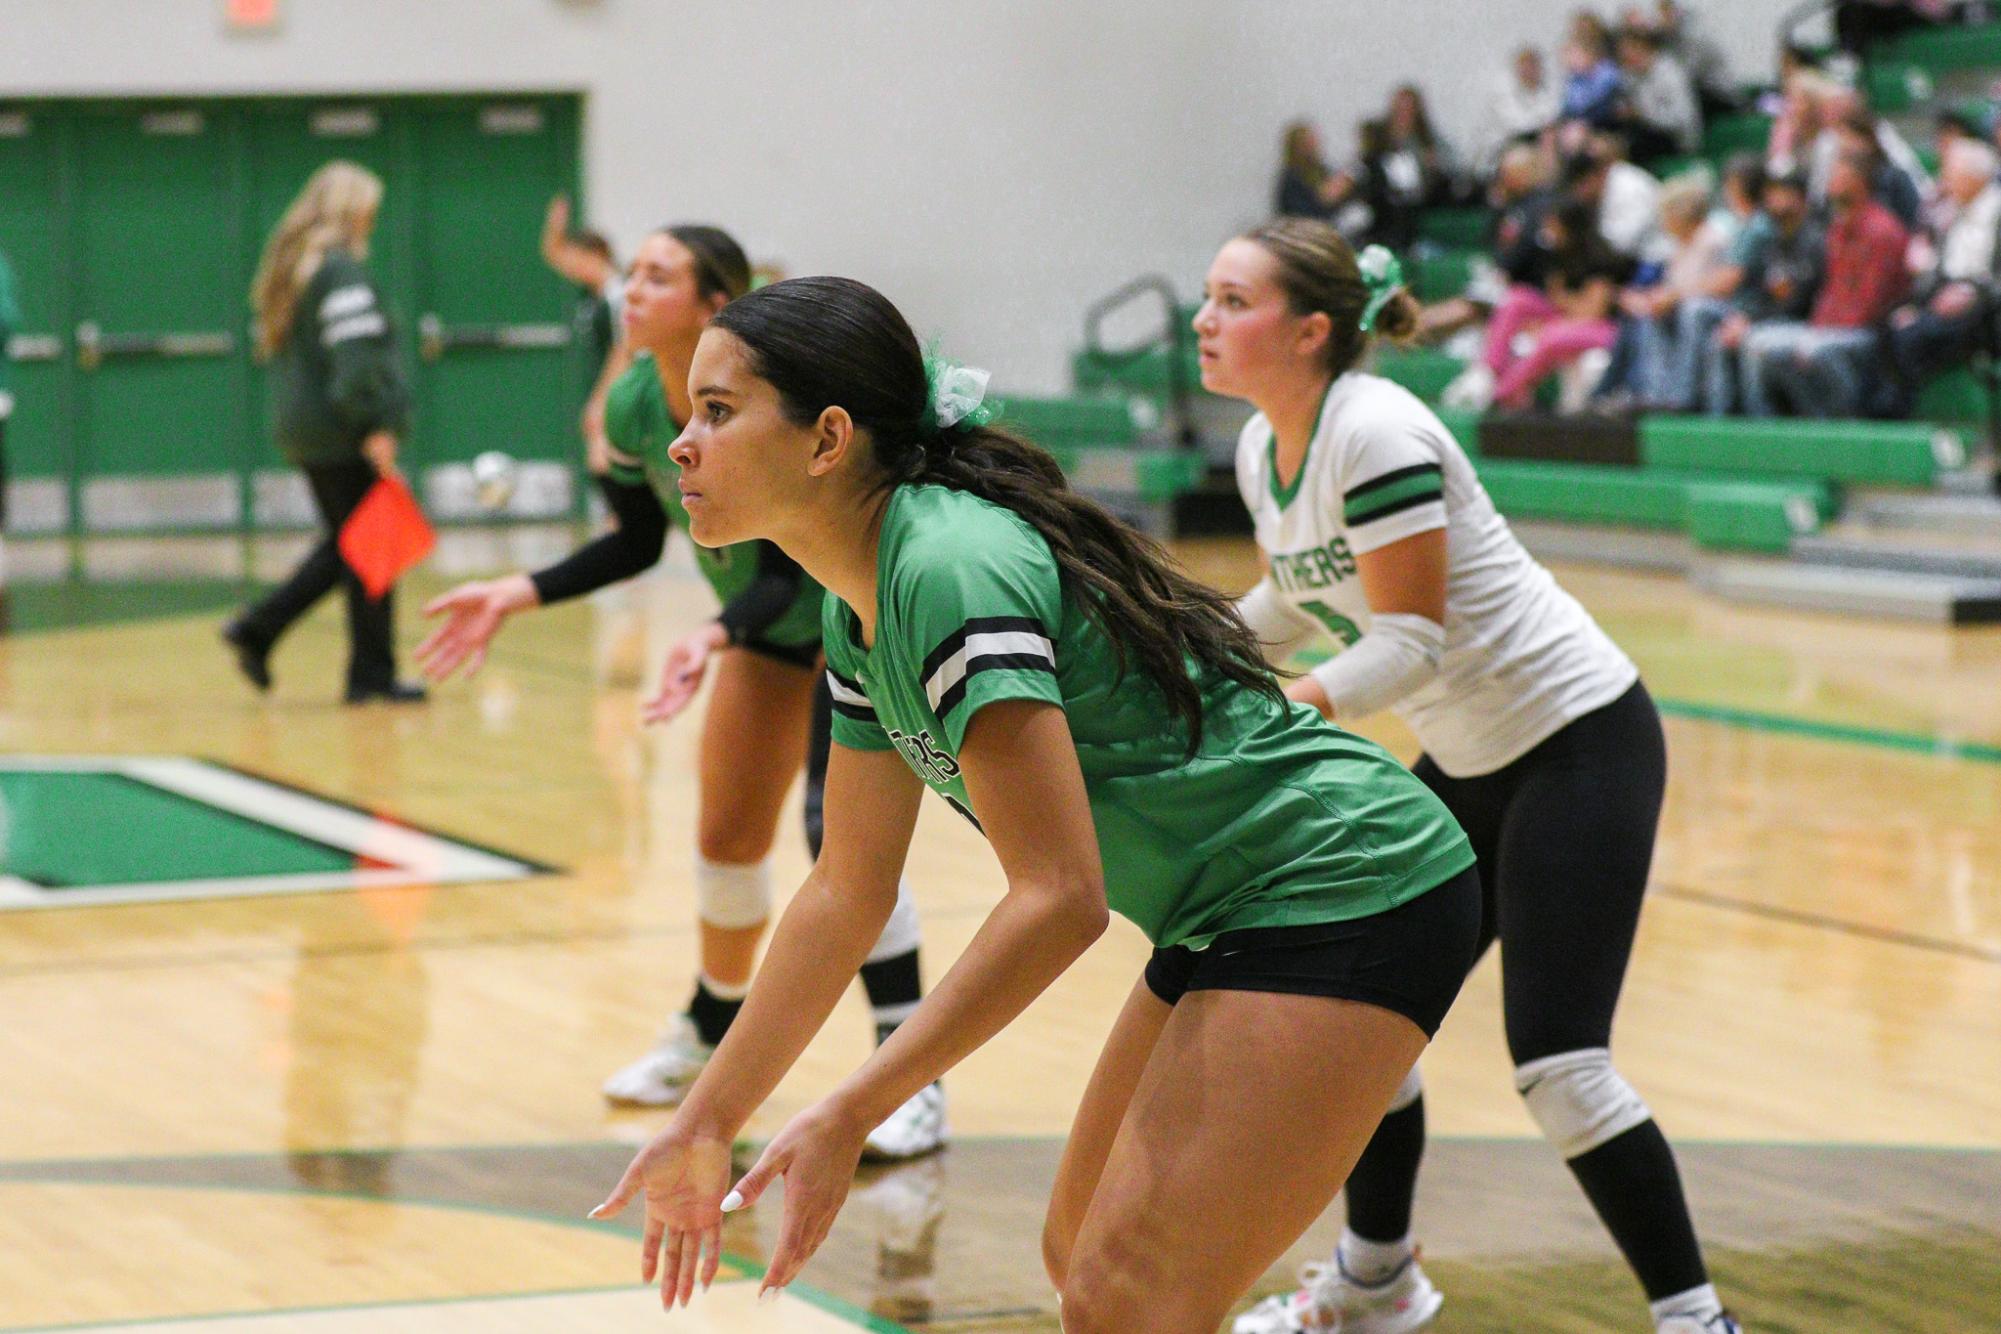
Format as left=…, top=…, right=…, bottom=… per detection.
left=822, top=484, right=1473, bottom=949
left=603, top=352, right=822, bottom=649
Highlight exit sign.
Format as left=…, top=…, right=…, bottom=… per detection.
left=225, top=0, right=280, bottom=30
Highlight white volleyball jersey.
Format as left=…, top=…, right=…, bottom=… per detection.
left=1237, top=371, right=1638, bottom=777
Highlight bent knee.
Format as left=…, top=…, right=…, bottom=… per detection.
left=1059, top=1238, right=1225, bottom=1334
left=696, top=825, right=775, bottom=866
left=1514, top=1046, right=1653, bottom=1159
left=1040, top=1221, right=1070, bottom=1293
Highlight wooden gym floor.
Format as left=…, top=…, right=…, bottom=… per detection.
left=0, top=528, right=1995, bottom=1333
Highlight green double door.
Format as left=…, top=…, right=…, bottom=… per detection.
left=0, top=94, right=583, bottom=535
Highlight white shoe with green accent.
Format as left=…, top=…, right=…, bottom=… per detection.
left=1658, top=1315, right=1743, bottom=1334
left=862, top=1083, right=947, bottom=1161
left=600, top=1014, right=714, bottom=1107
left=1233, top=1254, right=1441, bottom=1334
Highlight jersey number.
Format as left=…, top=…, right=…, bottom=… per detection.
left=1300, top=601, right=1362, bottom=647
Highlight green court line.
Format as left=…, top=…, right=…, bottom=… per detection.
left=0, top=1175, right=911, bottom=1334
left=1291, top=645, right=2001, bottom=766
left=1653, top=697, right=2001, bottom=765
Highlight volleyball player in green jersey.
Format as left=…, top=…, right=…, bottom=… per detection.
left=415, top=229, right=942, bottom=1159
left=589, top=276, right=1482, bottom=1331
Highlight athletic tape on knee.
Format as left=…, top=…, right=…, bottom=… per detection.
left=1386, top=1063, right=1424, bottom=1114
left=695, top=856, right=772, bottom=929
left=1514, top=1048, right=1652, bottom=1159
left=865, top=877, right=922, bottom=964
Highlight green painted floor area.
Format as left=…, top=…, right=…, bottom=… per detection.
left=0, top=578, right=262, bottom=637
left=0, top=771, right=357, bottom=888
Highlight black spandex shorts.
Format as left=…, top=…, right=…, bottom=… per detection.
left=1142, top=864, right=1482, bottom=1038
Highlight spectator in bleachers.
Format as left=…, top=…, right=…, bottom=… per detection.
left=1352, top=118, right=1424, bottom=252
left=1705, top=169, right=1824, bottom=413
left=1612, top=25, right=1702, bottom=163
left=1559, top=26, right=1626, bottom=132
left=1479, top=47, right=1561, bottom=177
left=1741, top=151, right=1909, bottom=417
left=1487, top=198, right=1634, bottom=409
left=1595, top=174, right=1736, bottom=408
left=1647, top=0, right=1739, bottom=116
left=1565, top=135, right=1664, bottom=259
left=1384, top=84, right=1460, bottom=210
left=1570, top=8, right=1616, bottom=54
left=1934, top=105, right=1986, bottom=171
left=1274, top=120, right=1351, bottom=222
left=1811, top=84, right=1932, bottom=206
left=1422, top=144, right=1555, bottom=344
left=1883, top=137, right=2001, bottom=413
left=1821, top=110, right=1926, bottom=228
left=1765, top=71, right=1836, bottom=177
left=1713, top=152, right=1767, bottom=245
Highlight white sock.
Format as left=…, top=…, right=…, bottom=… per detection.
left=698, top=972, right=750, bottom=1001
left=1651, top=1283, right=1723, bottom=1327
left=1338, top=1228, right=1413, bottom=1285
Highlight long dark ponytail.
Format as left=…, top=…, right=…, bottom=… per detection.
left=711, top=276, right=1283, bottom=749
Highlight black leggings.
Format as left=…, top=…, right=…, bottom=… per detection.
left=237, top=462, right=396, bottom=691
left=1415, top=680, right=1665, bottom=1064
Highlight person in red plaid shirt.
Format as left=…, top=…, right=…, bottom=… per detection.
left=1740, top=148, right=1909, bottom=417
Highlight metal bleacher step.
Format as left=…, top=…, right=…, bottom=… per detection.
left=1846, top=487, right=2001, bottom=536
left=1790, top=536, right=2001, bottom=581
left=1693, top=558, right=2001, bottom=624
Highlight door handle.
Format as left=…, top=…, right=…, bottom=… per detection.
left=75, top=321, right=234, bottom=372
left=6, top=333, right=63, bottom=363
left=417, top=314, right=570, bottom=364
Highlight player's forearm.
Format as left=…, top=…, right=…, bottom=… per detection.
left=671, top=869, right=893, bottom=1140
left=829, top=876, right=1107, bottom=1130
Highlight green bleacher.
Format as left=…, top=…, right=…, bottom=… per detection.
left=1877, top=23, right=2001, bottom=74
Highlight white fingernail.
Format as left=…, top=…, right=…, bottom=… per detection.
left=720, top=1189, right=744, bottom=1212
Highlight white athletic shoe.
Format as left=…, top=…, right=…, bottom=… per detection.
left=1658, top=1314, right=1743, bottom=1334
left=601, top=1015, right=714, bottom=1107
left=862, top=1083, right=947, bottom=1161
left=1233, top=1254, right=1442, bottom=1334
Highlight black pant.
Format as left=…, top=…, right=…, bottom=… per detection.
left=237, top=461, right=396, bottom=691
left=1414, top=681, right=1666, bottom=1063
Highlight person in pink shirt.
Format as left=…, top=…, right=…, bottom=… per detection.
left=1485, top=198, right=1636, bottom=410
left=1741, top=148, right=1908, bottom=416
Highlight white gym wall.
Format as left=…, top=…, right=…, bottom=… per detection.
left=2, top=0, right=1800, bottom=390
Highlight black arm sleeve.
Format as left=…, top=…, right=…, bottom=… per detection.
left=716, top=541, right=809, bottom=646
left=529, top=472, right=670, bottom=605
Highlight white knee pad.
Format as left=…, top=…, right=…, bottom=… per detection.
left=1386, top=1063, right=1423, bottom=1114
left=1514, top=1047, right=1652, bottom=1159
left=865, top=878, right=922, bottom=964
left=695, top=856, right=772, bottom=929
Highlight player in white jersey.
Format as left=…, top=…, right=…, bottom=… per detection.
left=1200, top=219, right=1739, bottom=1334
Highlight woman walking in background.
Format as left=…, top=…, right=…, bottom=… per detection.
left=224, top=160, right=423, bottom=703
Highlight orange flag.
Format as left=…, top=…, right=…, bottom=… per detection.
left=338, top=477, right=436, bottom=600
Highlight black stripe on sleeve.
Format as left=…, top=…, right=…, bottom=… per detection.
left=831, top=699, right=878, bottom=722
left=918, top=615, right=1052, bottom=685
left=934, top=652, right=1061, bottom=723
left=1344, top=462, right=1443, bottom=503
left=1347, top=490, right=1449, bottom=529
